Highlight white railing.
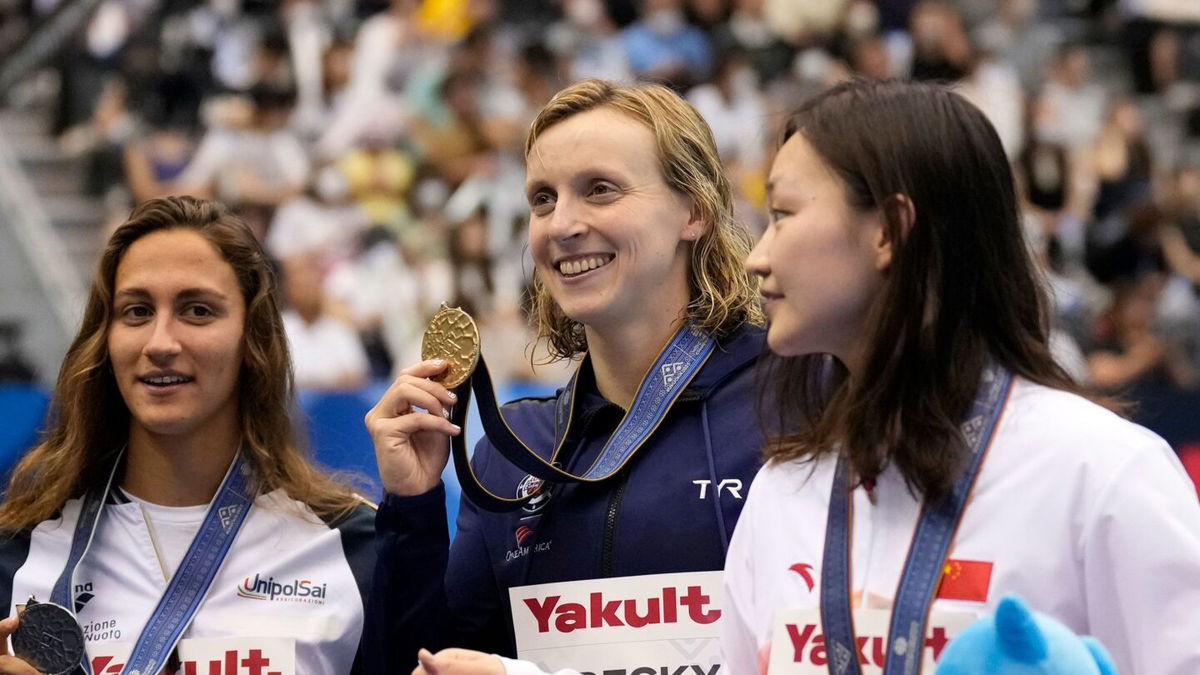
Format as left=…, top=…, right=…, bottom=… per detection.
left=0, top=119, right=86, bottom=337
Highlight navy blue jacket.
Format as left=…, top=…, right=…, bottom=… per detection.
left=366, top=324, right=767, bottom=665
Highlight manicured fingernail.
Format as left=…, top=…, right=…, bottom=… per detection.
left=451, top=424, right=461, bottom=432
left=431, top=358, right=445, bottom=365
left=447, top=391, right=457, bottom=400
left=442, top=409, right=450, bottom=418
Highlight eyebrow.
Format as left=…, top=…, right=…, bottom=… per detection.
left=524, top=179, right=549, bottom=197
left=113, top=287, right=230, bottom=302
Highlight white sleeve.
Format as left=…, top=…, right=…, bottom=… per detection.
left=721, top=470, right=765, bottom=675
left=1080, top=438, right=1200, bottom=675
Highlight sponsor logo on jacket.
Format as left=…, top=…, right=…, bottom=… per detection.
left=236, top=574, right=327, bottom=604
left=779, top=622, right=952, bottom=668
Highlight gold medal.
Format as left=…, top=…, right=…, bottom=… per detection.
left=421, top=303, right=481, bottom=389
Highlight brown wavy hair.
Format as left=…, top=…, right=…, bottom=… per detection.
left=525, top=79, right=762, bottom=359
left=763, top=80, right=1089, bottom=501
left=0, top=196, right=362, bottom=531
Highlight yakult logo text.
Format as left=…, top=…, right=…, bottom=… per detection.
left=783, top=623, right=950, bottom=667
left=237, top=574, right=327, bottom=604
left=92, top=649, right=284, bottom=675
left=523, top=586, right=721, bottom=634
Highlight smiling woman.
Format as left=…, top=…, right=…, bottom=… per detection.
left=0, top=197, right=378, bottom=675
left=367, top=79, right=768, bottom=673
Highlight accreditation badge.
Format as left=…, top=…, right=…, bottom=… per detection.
left=767, top=608, right=976, bottom=673
left=510, top=571, right=723, bottom=674
left=85, top=636, right=296, bottom=675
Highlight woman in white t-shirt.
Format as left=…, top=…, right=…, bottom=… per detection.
left=725, top=79, right=1200, bottom=675
left=0, top=197, right=375, bottom=675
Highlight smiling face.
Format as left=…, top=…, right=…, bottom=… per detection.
left=107, top=228, right=246, bottom=443
left=746, top=132, right=888, bottom=365
left=526, top=107, right=702, bottom=334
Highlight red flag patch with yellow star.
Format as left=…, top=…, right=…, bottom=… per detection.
left=935, top=559, right=993, bottom=602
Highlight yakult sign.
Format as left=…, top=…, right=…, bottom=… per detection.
left=510, top=571, right=724, bottom=673
left=768, top=608, right=977, bottom=674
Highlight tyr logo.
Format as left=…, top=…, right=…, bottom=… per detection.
left=692, top=479, right=743, bottom=499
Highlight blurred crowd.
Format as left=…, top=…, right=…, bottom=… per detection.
left=2, top=0, right=1200, bottom=396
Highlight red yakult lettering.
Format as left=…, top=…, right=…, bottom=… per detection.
left=783, top=623, right=954, bottom=667
left=524, top=585, right=722, bottom=633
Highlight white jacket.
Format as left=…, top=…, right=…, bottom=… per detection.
left=722, top=379, right=1200, bottom=675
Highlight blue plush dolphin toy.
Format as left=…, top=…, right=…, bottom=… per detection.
left=935, top=594, right=1118, bottom=674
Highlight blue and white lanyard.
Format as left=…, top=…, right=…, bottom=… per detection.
left=820, top=365, right=1012, bottom=675
left=50, top=452, right=256, bottom=675
left=451, top=324, right=717, bottom=511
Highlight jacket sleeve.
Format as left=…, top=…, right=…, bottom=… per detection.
left=1080, top=439, right=1200, bottom=675
left=364, top=443, right=511, bottom=671
left=364, top=484, right=452, bottom=670
left=444, top=442, right=514, bottom=655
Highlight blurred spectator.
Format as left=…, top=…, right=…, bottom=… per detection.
left=174, top=85, right=310, bottom=230
left=1035, top=42, right=1108, bottom=150
left=687, top=50, right=768, bottom=168
left=973, top=0, right=1063, bottom=91
left=908, top=1, right=973, bottom=82
left=0, top=321, right=36, bottom=385
left=338, top=130, right=418, bottom=230
left=410, top=70, right=494, bottom=186
left=266, top=164, right=371, bottom=262
left=711, top=0, right=793, bottom=83
left=1085, top=271, right=1195, bottom=390
left=1091, top=98, right=1154, bottom=222
left=281, top=253, right=370, bottom=390
left=546, top=0, right=634, bottom=83
left=621, top=0, right=713, bottom=87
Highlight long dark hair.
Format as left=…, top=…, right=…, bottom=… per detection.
left=764, top=79, right=1085, bottom=501
left=0, top=197, right=362, bottom=531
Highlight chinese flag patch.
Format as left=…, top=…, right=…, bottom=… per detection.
left=935, top=559, right=993, bottom=602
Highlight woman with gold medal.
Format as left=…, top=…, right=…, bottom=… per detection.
left=364, top=79, right=766, bottom=671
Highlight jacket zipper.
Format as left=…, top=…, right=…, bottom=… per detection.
left=600, top=473, right=630, bottom=577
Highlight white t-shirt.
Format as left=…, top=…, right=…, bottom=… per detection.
left=5, top=490, right=374, bottom=675
left=722, top=379, right=1200, bottom=675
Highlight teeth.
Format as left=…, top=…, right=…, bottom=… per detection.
left=145, top=376, right=188, bottom=385
left=558, top=256, right=611, bottom=276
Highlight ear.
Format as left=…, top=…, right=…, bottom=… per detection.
left=872, top=194, right=916, bottom=271
left=681, top=198, right=709, bottom=242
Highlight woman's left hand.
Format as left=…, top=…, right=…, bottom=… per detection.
left=413, top=648, right=504, bottom=675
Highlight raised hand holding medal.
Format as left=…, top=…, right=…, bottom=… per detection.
left=365, top=304, right=474, bottom=497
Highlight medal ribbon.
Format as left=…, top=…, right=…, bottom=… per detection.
left=50, top=452, right=256, bottom=675
left=449, top=324, right=716, bottom=512
left=819, top=364, right=1012, bottom=675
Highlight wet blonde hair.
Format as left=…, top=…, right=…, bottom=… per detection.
left=525, top=79, right=762, bottom=359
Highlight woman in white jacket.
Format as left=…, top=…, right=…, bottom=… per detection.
left=725, top=78, right=1200, bottom=675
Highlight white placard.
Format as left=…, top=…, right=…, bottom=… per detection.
left=510, top=571, right=725, bottom=674
left=85, top=636, right=295, bottom=675
left=768, top=608, right=976, bottom=673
